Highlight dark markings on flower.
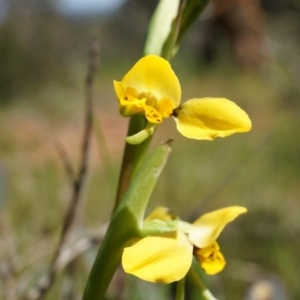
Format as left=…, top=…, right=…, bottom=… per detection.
left=209, top=253, right=215, bottom=261
left=172, top=106, right=181, bottom=117
left=208, top=251, right=220, bottom=262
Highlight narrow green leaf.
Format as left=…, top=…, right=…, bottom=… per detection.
left=83, top=142, right=172, bottom=300
left=116, top=141, right=172, bottom=224
left=144, top=0, right=180, bottom=56
left=162, top=0, right=209, bottom=60
left=177, top=0, right=209, bottom=44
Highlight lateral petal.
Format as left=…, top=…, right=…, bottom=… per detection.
left=189, top=206, right=247, bottom=248
left=122, top=232, right=193, bottom=283
left=174, top=98, right=252, bottom=140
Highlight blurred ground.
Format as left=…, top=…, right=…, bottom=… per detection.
left=1, top=0, right=300, bottom=299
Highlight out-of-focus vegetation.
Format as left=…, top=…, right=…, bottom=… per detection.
left=1, top=0, right=300, bottom=299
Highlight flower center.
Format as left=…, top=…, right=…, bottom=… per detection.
left=124, top=87, right=175, bottom=124
left=193, top=242, right=226, bottom=275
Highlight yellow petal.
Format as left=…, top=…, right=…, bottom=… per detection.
left=113, top=80, right=125, bottom=101
left=122, top=232, right=193, bottom=283
left=121, top=98, right=147, bottom=117
left=145, top=206, right=177, bottom=222
left=144, top=105, right=162, bottom=123
left=189, top=206, right=247, bottom=248
left=120, top=55, right=181, bottom=108
left=194, top=242, right=226, bottom=275
left=124, top=87, right=139, bottom=100
left=173, top=98, right=252, bottom=140
left=113, top=81, right=148, bottom=117
left=157, top=97, right=176, bottom=118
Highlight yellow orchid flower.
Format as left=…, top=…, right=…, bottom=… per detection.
left=122, top=206, right=247, bottom=283
left=114, top=55, right=252, bottom=144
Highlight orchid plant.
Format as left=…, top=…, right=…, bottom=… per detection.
left=83, top=1, right=252, bottom=299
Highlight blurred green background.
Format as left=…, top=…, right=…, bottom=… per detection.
left=0, top=0, right=300, bottom=299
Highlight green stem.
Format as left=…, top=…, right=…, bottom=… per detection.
left=82, top=211, right=138, bottom=300
left=175, top=277, right=186, bottom=300
left=188, top=265, right=218, bottom=300
left=113, top=115, right=152, bottom=213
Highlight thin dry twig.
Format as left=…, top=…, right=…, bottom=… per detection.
left=54, top=226, right=107, bottom=273
left=23, top=39, right=100, bottom=300
left=54, top=139, right=75, bottom=184
left=22, top=229, right=105, bottom=300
